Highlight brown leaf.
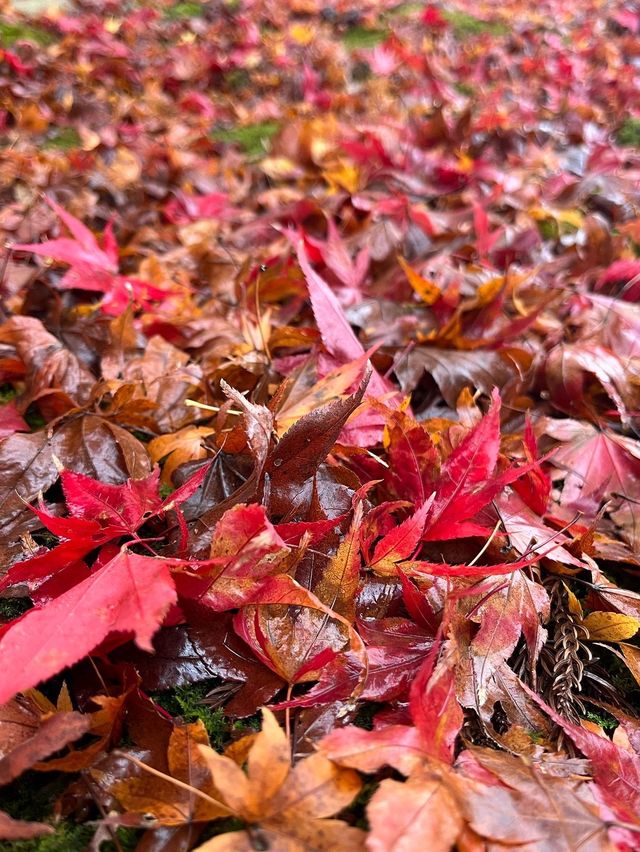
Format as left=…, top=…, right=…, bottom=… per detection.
left=123, top=335, right=201, bottom=432
left=395, top=347, right=521, bottom=407
left=0, top=431, right=56, bottom=540
left=0, top=694, right=90, bottom=785
left=263, top=373, right=368, bottom=516
left=110, top=721, right=229, bottom=826
left=52, top=414, right=152, bottom=482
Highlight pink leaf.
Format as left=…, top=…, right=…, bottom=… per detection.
left=12, top=238, right=114, bottom=271
left=296, top=237, right=389, bottom=398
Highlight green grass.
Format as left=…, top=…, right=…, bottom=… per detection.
left=342, top=27, right=389, bottom=49
left=43, top=128, right=80, bottom=151
left=164, top=2, right=205, bottom=20
left=455, top=81, right=474, bottom=96
left=385, top=2, right=425, bottom=16
left=617, top=117, right=640, bottom=148
left=442, top=9, right=508, bottom=37
left=211, top=121, right=280, bottom=158
left=0, top=20, right=54, bottom=47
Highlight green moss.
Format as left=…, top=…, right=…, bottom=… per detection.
left=617, top=117, right=640, bottom=148
left=442, top=9, right=508, bottom=37
left=582, top=707, right=618, bottom=733
left=339, top=779, right=378, bottom=831
left=537, top=218, right=558, bottom=241
left=43, top=128, right=81, bottom=151
left=164, top=2, right=205, bottom=20
left=159, top=482, right=174, bottom=499
left=386, top=2, right=424, bottom=17
left=0, top=822, right=94, bottom=852
left=105, top=828, right=141, bottom=851
left=0, top=596, right=32, bottom=622
left=0, top=768, right=140, bottom=850
left=0, top=384, right=18, bottom=404
left=602, top=647, right=640, bottom=700
left=224, top=68, right=251, bottom=92
left=197, top=817, right=246, bottom=844
left=0, top=774, right=66, bottom=825
left=233, top=713, right=261, bottom=734
left=0, top=824, right=139, bottom=852
left=211, top=122, right=281, bottom=158
left=353, top=702, right=381, bottom=731
left=342, top=27, right=389, bottom=49
left=152, top=681, right=231, bottom=749
left=0, top=21, right=55, bottom=47
left=454, top=81, right=474, bottom=96
left=24, top=405, right=46, bottom=429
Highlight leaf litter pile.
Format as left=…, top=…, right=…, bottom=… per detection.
left=1, top=0, right=640, bottom=848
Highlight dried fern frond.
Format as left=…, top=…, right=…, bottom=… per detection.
left=540, top=579, right=592, bottom=724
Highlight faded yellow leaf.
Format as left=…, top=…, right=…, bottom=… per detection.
left=620, top=642, right=640, bottom=686
left=104, top=147, right=141, bottom=189
left=148, top=425, right=214, bottom=484
left=582, top=611, right=640, bottom=642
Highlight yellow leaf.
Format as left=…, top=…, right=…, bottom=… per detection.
left=323, top=160, right=360, bottom=194
left=289, top=23, right=314, bottom=45
left=475, top=276, right=504, bottom=307
left=457, top=152, right=474, bottom=173
left=398, top=255, right=441, bottom=305
left=529, top=205, right=583, bottom=231
left=582, top=612, right=640, bottom=642
left=565, top=587, right=583, bottom=619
